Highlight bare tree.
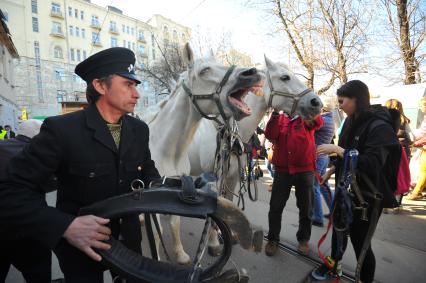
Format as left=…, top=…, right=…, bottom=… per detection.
left=381, top=0, right=426, bottom=84
left=140, top=41, right=187, bottom=96
left=317, top=0, right=371, bottom=84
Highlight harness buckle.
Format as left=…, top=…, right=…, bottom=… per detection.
left=130, top=179, right=145, bottom=200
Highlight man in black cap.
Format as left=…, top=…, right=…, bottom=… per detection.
left=0, top=47, right=160, bottom=283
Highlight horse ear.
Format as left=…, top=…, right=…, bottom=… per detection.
left=183, top=43, right=194, bottom=67
left=264, top=55, right=276, bottom=71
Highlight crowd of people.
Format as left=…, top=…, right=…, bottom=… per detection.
left=258, top=81, right=426, bottom=283
left=0, top=46, right=424, bottom=283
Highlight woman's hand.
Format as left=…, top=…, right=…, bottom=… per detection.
left=317, top=144, right=345, bottom=157
left=320, top=165, right=336, bottom=185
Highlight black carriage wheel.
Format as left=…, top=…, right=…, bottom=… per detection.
left=247, top=152, right=258, bottom=202
left=199, top=214, right=233, bottom=281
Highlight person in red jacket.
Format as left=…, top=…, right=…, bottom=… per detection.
left=264, top=111, right=323, bottom=256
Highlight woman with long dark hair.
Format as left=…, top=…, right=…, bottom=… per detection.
left=312, top=80, right=400, bottom=283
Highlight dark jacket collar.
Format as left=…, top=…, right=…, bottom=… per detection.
left=84, top=104, right=136, bottom=156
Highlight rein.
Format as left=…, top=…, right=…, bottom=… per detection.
left=266, top=69, right=313, bottom=117
left=182, top=65, right=236, bottom=126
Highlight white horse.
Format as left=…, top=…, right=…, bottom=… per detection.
left=147, top=43, right=263, bottom=264
left=185, top=56, right=324, bottom=255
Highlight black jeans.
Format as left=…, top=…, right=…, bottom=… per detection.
left=331, top=206, right=382, bottom=283
left=267, top=171, right=314, bottom=243
left=0, top=238, right=52, bottom=283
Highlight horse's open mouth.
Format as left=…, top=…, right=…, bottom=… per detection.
left=228, top=84, right=263, bottom=116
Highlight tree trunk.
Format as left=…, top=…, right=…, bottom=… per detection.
left=397, top=0, right=417, bottom=84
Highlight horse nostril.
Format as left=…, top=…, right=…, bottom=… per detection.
left=311, top=98, right=321, bottom=107
left=241, top=68, right=257, bottom=76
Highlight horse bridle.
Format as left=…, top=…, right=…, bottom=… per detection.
left=266, top=70, right=313, bottom=117
left=182, top=65, right=236, bottom=125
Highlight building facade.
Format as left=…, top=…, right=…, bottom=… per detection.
left=1, top=0, right=191, bottom=119
left=0, top=8, right=19, bottom=130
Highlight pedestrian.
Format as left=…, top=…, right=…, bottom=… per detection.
left=312, top=98, right=336, bottom=227
left=384, top=99, right=413, bottom=209
left=0, top=126, right=6, bottom=140
left=264, top=110, right=323, bottom=256
left=0, top=47, right=161, bottom=283
left=313, top=80, right=400, bottom=283
left=406, top=96, right=426, bottom=200
left=3, top=125, right=16, bottom=139
left=0, top=119, right=54, bottom=283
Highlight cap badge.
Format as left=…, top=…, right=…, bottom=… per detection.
left=128, top=64, right=135, bottom=72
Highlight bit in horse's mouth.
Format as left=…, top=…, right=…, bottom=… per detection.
left=228, top=84, right=263, bottom=115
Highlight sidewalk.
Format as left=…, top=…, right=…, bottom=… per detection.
left=247, top=163, right=426, bottom=283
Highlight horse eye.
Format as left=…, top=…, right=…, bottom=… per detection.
left=199, top=67, right=210, bottom=75
left=280, top=75, right=290, bottom=81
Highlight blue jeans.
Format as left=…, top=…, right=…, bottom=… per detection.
left=312, top=155, right=333, bottom=223
left=265, top=158, right=275, bottom=178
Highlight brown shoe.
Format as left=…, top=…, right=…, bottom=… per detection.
left=406, top=192, right=423, bottom=200
left=265, top=241, right=278, bottom=256
left=297, top=241, right=310, bottom=255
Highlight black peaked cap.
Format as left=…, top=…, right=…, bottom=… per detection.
left=75, top=47, right=141, bottom=84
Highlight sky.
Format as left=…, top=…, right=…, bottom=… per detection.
left=91, top=0, right=285, bottom=64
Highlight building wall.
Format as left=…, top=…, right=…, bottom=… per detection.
left=1, top=0, right=191, bottom=118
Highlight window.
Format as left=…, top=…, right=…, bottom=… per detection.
left=81, top=28, right=85, bottom=38
left=76, top=50, right=81, bottom=61
left=51, top=3, right=61, bottom=14
left=70, top=49, right=75, bottom=61
left=83, top=50, right=87, bottom=59
left=151, top=34, right=155, bottom=47
left=80, top=11, right=84, bottom=20
left=31, top=0, right=38, bottom=14
left=123, top=40, right=126, bottom=47
left=132, top=43, right=135, bottom=50
left=92, top=32, right=100, bottom=44
left=126, top=26, right=130, bottom=34
left=52, top=22, right=62, bottom=34
left=127, top=42, right=131, bottom=49
left=163, top=26, right=169, bottom=38
left=53, top=46, right=63, bottom=58
left=110, top=21, right=117, bottom=32
left=111, top=37, right=118, bottom=47
left=91, top=15, right=99, bottom=26
left=139, top=45, right=145, bottom=54
left=68, top=7, right=72, bottom=16
left=32, top=17, right=39, bottom=32
left=55, top=69, right=65, bottom=81
left=152, top=49, right=155, bottom=60
left=173, top=30, right=178, bottom=41
left=131, top=27, right=134, bottom=35
left=75, top=27, right=80, bottom=37
left=69, top=25, right=74, bottom=36
left=57, top=90, right=65, bottom=102
left=122, top=24, right=125, bottom=33
left=74, top=9, right=78, bottom=18
left=138, top=30, right=145, bottom=40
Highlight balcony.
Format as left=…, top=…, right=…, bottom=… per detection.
left=137, top=36, right=146, bottom=43
left=91, top=40, right=102, bottom=47
left=50, top=29, right=65, bottom=38
left=109, top=27, right=119, bottom=34
left=57, top=92, right=87, bottom=103
left=50, top=10, right=64, bottom=19
left=90, top=22, right=101, bottom=30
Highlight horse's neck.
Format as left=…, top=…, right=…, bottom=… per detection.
left=237, top=94, right=267, bottom=142
left=149, top=87, right=201, bottom=176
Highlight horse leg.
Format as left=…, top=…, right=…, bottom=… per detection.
left=170, top=215, right=191, bottom=264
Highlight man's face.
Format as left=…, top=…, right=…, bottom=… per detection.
left=4, top=126, right=10, bottom=131
left=99, top=75, right=140, bottom=115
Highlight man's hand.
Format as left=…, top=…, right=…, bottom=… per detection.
left=317, top=144, right=345, bottom=157
left=63, top=215, right=111, bottom=262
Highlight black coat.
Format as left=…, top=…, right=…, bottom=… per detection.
left=338, top=105, right=400, bottom=208
left=0, top=104, right=160, bottom=250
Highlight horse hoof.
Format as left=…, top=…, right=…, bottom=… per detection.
left=208, top=245, right=222, bottom=257
left=176, top=253, right=191, bottom=265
